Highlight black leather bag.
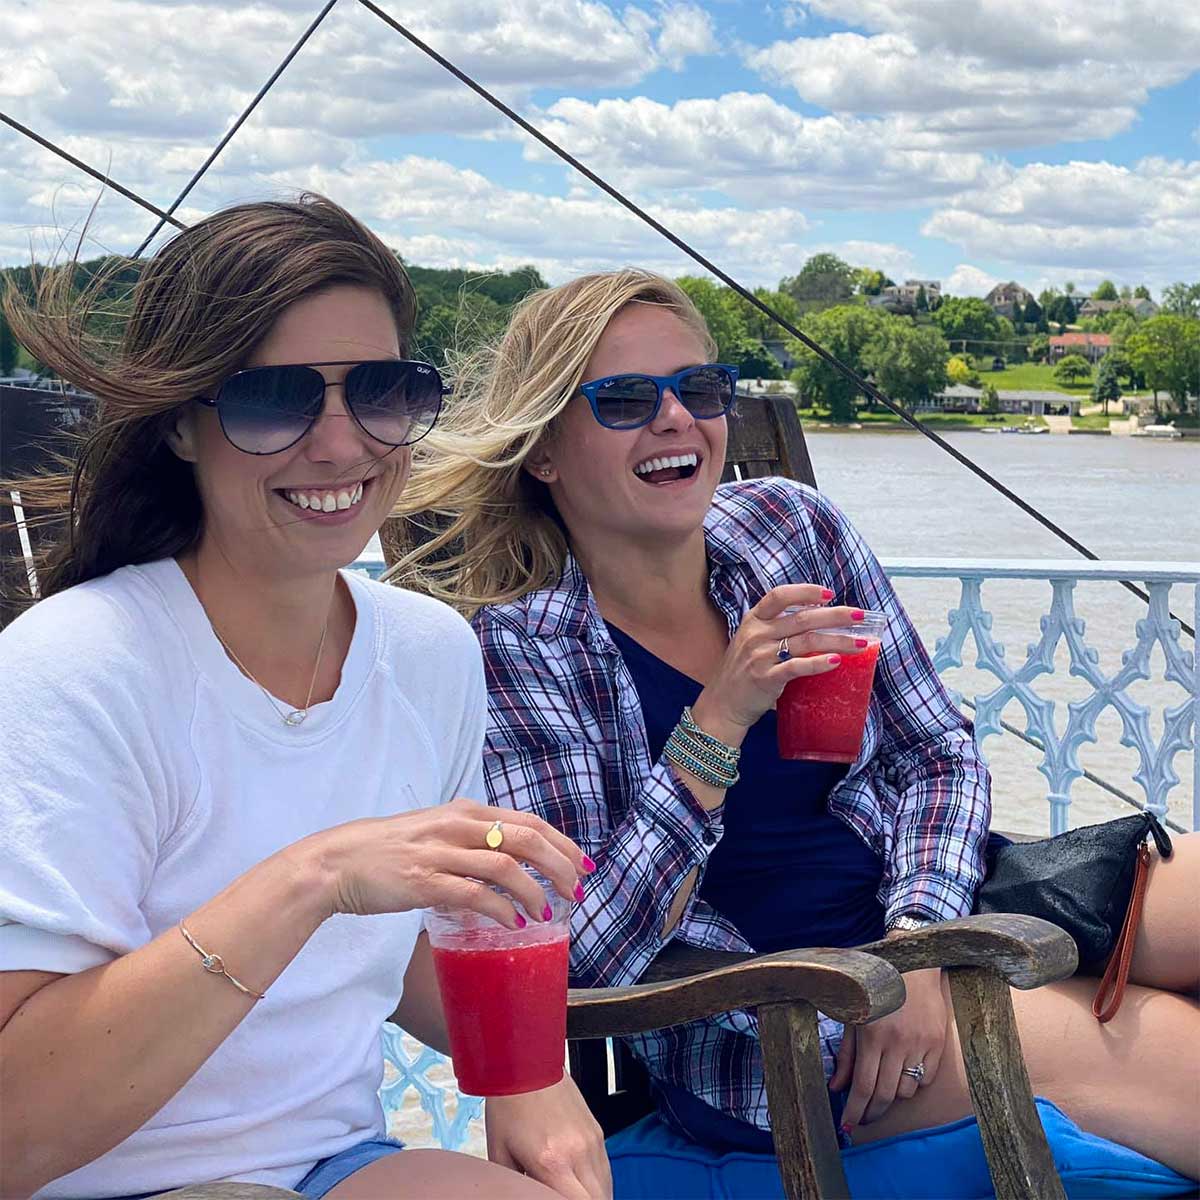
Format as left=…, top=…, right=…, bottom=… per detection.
left=975, top=811, right=1173, bottom=972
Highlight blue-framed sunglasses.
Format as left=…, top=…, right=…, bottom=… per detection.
left=196, top=359, right=446, bottom=455
left=579, top=363, right=739, bottom=430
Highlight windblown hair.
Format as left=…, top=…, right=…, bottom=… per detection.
left=393, top=269, right=714, bottom=614
left=1, top=194, right=416, bottom=611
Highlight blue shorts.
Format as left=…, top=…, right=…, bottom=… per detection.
left=294, top=1137, right=406, bottom=1198
left=103, top=1137, right=405, bottom=1200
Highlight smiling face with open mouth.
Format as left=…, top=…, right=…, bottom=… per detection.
left=182, top=285, right=411, bottom=579
left=533, top=304, right=727, bottom=552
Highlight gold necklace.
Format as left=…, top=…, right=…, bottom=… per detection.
left=215, top=620, right=330, bottom=727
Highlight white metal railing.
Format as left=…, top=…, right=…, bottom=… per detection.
left=880, top=560, right=1199, bottom=835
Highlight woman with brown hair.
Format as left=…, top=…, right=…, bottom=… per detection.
left=0, top=196, right=609, bottom=1200
left=394, top=268, right=1198, bottom=1195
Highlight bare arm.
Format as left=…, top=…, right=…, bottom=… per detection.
left=388, top=932, right=449, bottom=1055
left=0, top=846, right=328, bottom=1199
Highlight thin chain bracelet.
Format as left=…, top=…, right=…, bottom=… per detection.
left=179, top=921, right=266, bottom=1000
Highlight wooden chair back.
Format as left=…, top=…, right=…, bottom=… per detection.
left=0, top=385, right=91, bottom=629
left=724, top=391, right=818, bottom=488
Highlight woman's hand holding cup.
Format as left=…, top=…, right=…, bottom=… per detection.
left=301, top=798, right=590, bottom=930
left=691, top=583, right=869, bottom=738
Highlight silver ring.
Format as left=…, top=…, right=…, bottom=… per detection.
left=901, top=1063, right=926, bottom=1082
left=777, top=637, right=791, bottom=662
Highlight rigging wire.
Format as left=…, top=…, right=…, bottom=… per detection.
left=132, top=0, right=341, bottom=257
left=355, top=0, right=1194, bottom=641
left=0, top=111, right=187, bottom=231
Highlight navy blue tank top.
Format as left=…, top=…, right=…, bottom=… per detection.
left=607, top=622, right=886, bottom=1152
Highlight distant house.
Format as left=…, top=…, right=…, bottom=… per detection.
left=929, top=383, right=1081, bottom=416
left=1077, top=298, right=1124, bottom=319
left=869, top=279, right=942, bottom=312
left=1130, top=297, right=1159, bottom=318
left=764, top=339, right=798, bottom=373
left=985, top=281, right=1034, bottom=319
left=1048, top=332, right=1112, bottom=363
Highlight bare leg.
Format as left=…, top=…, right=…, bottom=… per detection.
left=1129, top=831, right=1200, bottom=995
left=851, top=976, right=1200, bottom=1180
left=325, top=1148, right=560, bottom=1200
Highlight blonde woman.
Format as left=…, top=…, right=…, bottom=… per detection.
left=394, top=269, right=1199, bottom=1195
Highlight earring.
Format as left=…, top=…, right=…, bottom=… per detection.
left=540, top=468, right=552, bottom=478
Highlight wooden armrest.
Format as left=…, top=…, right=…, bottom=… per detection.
left=857, top=913, right=1078, bottom=989
left=567, top=946, right=904, bottom=1040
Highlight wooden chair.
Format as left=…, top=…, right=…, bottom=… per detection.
left=0, top=384, right=91, bottom=629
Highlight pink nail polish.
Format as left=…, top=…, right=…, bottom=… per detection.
left=855, top=637, right=869, bottom=648
left=514, top=914, right=527, bottom=929
left=822, top=588, right=835, bottom=600
left=840, top=1123, right=854, bottom=1137
left=828, top=654, right=842, bottom=666
left=851, top=609, right=866, bottom=621
left=581, top=854, right=597, bottom=873
left=542, top=904, right=553, bottom=922
left=574, top=882, right=585, bottom=902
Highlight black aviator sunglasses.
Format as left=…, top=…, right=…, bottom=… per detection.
left=195, top=359, right=447, bottom=455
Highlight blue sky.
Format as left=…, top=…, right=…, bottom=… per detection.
left=3, top=0, right=1198, bottom=297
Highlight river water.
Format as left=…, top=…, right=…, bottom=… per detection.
left=805, top=431, right=1198, bottom=834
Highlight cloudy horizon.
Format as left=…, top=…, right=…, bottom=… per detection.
left=3, top=0, right=1198, bottom=298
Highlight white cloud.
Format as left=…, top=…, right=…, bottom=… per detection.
left=527, top=93, right=997, bottom=207
left=751, top=1, right=1200, bottom=148
left=923, top=158, right=1200, bottom=283
left=656, top=4, right=719, bottom=63
left=944, top=264, right=1002, bottom=298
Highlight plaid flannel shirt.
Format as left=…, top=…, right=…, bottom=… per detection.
left=474, top=478, right=990, bottom=1131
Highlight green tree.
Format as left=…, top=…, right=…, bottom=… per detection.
left=1093, top=280, right=1119, bottom=301
left=946, top=355, right=974, bottom=385
left=414, top=293, right=509, bottom=369
left=1124, top=315, right=1200, bottom=413
left=1160, top=282, right=1200, bottom=319
left=0, top=310, right=17, bottom=376
left=980, top=383, right=1000, bottom=414
left=789, top=304, right=887, bottom=420
left=1046, top=295, right=1076, bottom=330
left=1022, top=297, right=1043, bottom=328
left=1134, top=285, right=1152, bottom=301
left=915, top=284, right=929, bottom=312
left=932, top=296, right=1002, bottom=352
left=675, top=276, right=749, bottom=360
left=1053, top=354, right=1092, bottom=385
left=1092, top=355, right=1122, bottom=414
left=1028, top=333, right=1050, bottom=362
left=728, top=336, right=783, bottom=380
left=852, top=267, right=892, bottom=296
left=780, top=253, right=856, bottom=310
left=862, top=320, right=949, bottom=409
left=731, top=287, right=802, bottom=343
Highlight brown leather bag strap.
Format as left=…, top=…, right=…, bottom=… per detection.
left=1092, top=842, right=1152, bottom=1023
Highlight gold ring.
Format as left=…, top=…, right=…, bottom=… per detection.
left=485, top=820, right=504, bottom=850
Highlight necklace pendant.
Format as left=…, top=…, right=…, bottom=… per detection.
left=284, top=710, right=308, bottom=727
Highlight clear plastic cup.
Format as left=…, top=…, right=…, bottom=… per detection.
left=423, top=875, right=570, bottom=1097
left=777, top=610, right=887, bottom=763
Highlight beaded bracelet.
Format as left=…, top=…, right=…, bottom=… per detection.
left=679, top=707, right=741, bottom=767
left=664, top=710, right=741, bottom=789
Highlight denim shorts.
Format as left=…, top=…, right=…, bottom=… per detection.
left=104, top=1137, right=405, bottom=1200
left=293, top=1137, right=406, bottom=1198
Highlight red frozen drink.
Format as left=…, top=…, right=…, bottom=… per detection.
left=777, top=612, right=886, bottom=763
left=426, top=893, right=570, bottom=1096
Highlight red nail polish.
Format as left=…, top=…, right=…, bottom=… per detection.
left=514, top=914, right=527, bottom=929
left=852, top=610, right=865, bottom=621
left=828, top=654, right=842, bottom=666
left=822, top=588, right=835, bottom=600
left=840, top=1123, right=854, bottom=1137
left=581, top=855, right=597, bottom=873
left=574, top=882, right=585, bottom=902
left=542, top=904, right=553, bottom=922
left=855, top=637, right=869, bottom=648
